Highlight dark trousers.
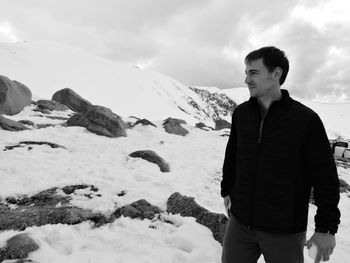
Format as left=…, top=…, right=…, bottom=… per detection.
left=222, top=216, right=306, bottom=263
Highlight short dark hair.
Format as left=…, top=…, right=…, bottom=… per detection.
left=245, top=46, right=289, bottom=85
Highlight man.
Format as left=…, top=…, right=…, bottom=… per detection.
left=221, top=46, right=340, bottom=263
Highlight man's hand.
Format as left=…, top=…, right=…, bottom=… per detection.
left=306, top=232, right=336, bottom=262
left=223, top=196, right=231, bottom=219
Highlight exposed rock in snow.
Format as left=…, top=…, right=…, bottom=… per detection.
left=129, top=150, right=170, bottom=173
left=37, top=99, right=70, bottom=112
left=162, top=117, right=189, bottom=136
left=215, top=119, right=231, bottom=130
left=0, top=75, right=32, bottom=116
left=0, top=233, right=39, bottom=262
left=0, top=115, right=28, bottom=131
left=67, top=105, right=128, bottom=138
left=52, top=88, right=92, bottom=113
left=167, top=192, right=228, bottom=245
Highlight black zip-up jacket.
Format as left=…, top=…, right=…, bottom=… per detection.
left=221, top=89, right=340, bottom=234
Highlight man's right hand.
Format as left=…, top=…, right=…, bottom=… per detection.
left=224, top=196, right=231, bottom=219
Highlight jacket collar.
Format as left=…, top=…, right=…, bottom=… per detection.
left=248, top=89, right=292, bottom=108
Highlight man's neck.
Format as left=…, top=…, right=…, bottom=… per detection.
left=258, top=88, right=282, bottom=112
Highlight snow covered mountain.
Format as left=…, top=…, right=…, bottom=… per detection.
left=0, top=40, right=236, bottom=126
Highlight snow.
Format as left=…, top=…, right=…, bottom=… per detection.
left=0, top=40, right=210, bottom=125
left=1, top=105, right=350, bottom=263
left=1, top=41, right=350, bottom=262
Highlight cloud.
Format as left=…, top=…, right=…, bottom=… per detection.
left=1, top=0, right=350, bottom=101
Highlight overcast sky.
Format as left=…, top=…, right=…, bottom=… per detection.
left=1, top=0, right=350, bottom=101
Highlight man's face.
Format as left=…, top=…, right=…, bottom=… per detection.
left=244, top=58, right=277, bottom=99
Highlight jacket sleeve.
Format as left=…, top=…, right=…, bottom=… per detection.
left=306, top=113, right=340, bottom=234
left=221, top=111, right=237, bottom=197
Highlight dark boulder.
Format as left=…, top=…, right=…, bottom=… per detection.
left=339, top=178, right=350, bottom=193
left=37, top=100, right=70, bottom=112
left=129, top=150, right=170, bottom=172
left=163, top=117, right=189, bottom=136
left=167, top=192, right=228, bottom=245
left=133, top=119, right=157, bottom=128
left=195, top=122, right=214, bottom=131
left=3, top=141, right=67, bottom=151
left=18, top=120, right=35, bottom=126
left=215, top=119, right=231, bottom=130
left=115, top=199, right=163, bottom=220
left=67, top=105, right=127, bottom=138
left=52, top=88, right=92, bottom=112
left=0, top=75, right=32, bottom=115
left=0, top=116, right=28, bottom=131
left=0, top=233, right=39, bottom=262
left=0, top=186, right=108, bottom=231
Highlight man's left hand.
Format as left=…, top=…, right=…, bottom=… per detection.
left=306, top=232, right=336, bottom=262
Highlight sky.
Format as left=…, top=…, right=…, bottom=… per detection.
left=0, top=0, right=350, bottom=101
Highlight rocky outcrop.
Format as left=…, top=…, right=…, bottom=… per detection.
left=195, top=122, right=214, bottom=131
left=129, top=150, right=170, bottom=172
left=189, top=87, right=236, bottom=121
left=52, top=88, right=92, bottom=112
left=133, top=119, right=157, bottom=128
left=167, top=192, right=228, bottom=245
left=163, top=117, right=189, bottom=136
left=0, top=233, right=39, bottom=262
left=0, top=186, right=109, bottom=231
left=114, top=199, right=163, bottom=220
left=67, top=105, right=127, bottom=138
left=0, top=75, right=32, bottom=115
left=37, top=99, right=70, bottom=112
left=3, top=141, right=67, bottom=151
left=0, top=116, right=28, bottom=131
left=18, top=120, right=35, bottom=126
left=339, top=178, right=350, bottom=193
left=215, top=119, right=231, bottom=130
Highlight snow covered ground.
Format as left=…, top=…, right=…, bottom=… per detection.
left=1, top=40, right=350, bottom=262
left=1, top=105, right=350, bottom=263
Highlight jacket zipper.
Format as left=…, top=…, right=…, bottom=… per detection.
left=258, top=108, right=267, bottom=144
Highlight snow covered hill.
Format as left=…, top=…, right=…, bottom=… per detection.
left=0, top=40, right=234, bottom=126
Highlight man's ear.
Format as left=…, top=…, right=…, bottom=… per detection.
left=273, top=67, right=282, bottom=80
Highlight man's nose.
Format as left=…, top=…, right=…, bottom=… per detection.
left=244, top=75, right=250, bottom=84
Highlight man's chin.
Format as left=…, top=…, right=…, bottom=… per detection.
left=249, top=90, right=257, bottom=97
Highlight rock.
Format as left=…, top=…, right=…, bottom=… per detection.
left=33, top=108, right=52, bottom=114
left=129, top=150, right=170, bottom=172
left=67, top=105, right=127, bottom=137
left=167, top=192, right=228, bottom=245
left=163, top=117, right=189, bottom=136
left=133, top=119, right=157, bottom=128
left=115, top=199, right=163, bottom=220
left=215, top=119, right=231, bottom=130
left=37, top=100, right=70, bottom=111
left=52, top=88, right=92, bottom=112
left=0, top=116, right=28, bottom=131
left=3, top=141, right=67, bottom=151
left=339, top=178, right=350, bottom=193
left=0, top=189, right=109, bottom=231
left=18, top=120, right=35, bottom=126
left=0, top=75, right=32, bottom=115
left=0, top=233, right=39, bottom=262
left=195, top=122, right=214, bottom=131
left=62, top=185, right=98, bottom=195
